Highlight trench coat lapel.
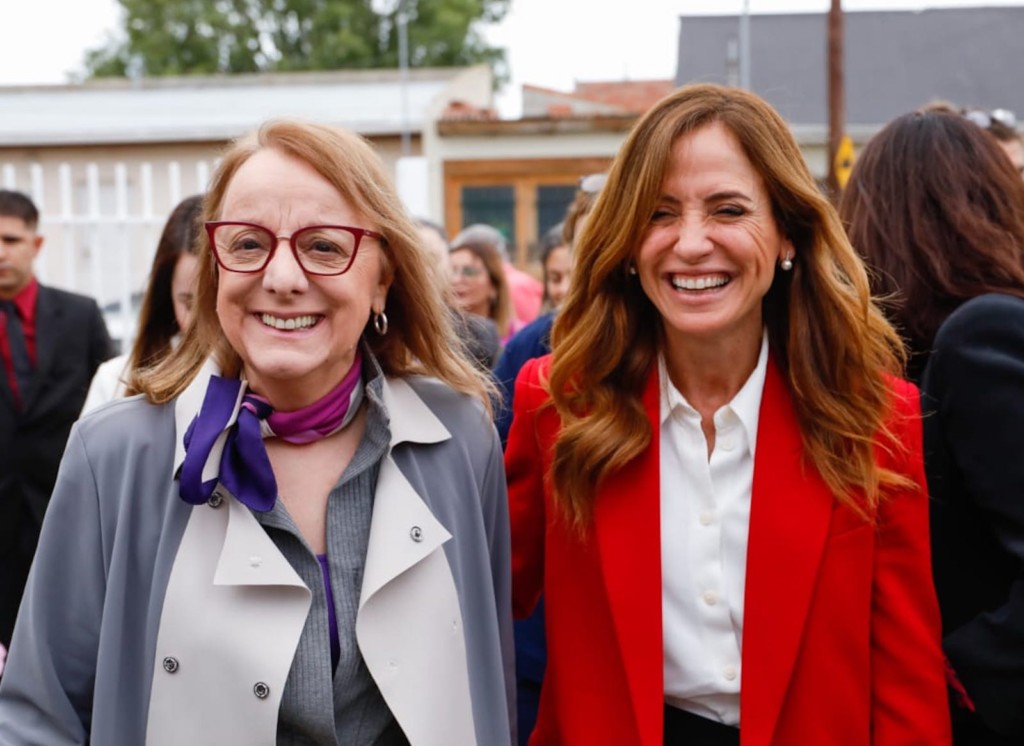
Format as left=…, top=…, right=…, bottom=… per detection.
left=594, top=365, right=664, bottom=746
left=356, top=377, right=478, bottom=746
left=740, top=357, right=833, bottom=743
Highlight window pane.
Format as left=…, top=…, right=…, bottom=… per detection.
left=461, top=185, right=515, bottom=248
left=537, top=184, right=577, bottom=238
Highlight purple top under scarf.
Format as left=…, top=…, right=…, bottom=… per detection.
left=317, top=554, right=341, bottom=671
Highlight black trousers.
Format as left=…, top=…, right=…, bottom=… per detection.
left=664, top=705, right=740, bottom=746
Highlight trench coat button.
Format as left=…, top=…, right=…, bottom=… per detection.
left=409, top=526, right=423, bottom=542
left=207, top=492, right=224, bottom=508
left=253, top=681, right=270, bottom=699
left=162, top=656, right=179, bottom=673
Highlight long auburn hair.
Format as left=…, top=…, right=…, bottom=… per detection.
left=134, top=120, right=492, bottom=411
left=840, top=110, right=1024, bottom=379
left=122, top=194, right=203, bottom=394
left=549, top=83, right=907, bottom=530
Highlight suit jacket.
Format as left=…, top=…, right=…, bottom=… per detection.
left=505, top=353, right=950, bottom=745
left=0, top=284, right=112, bottom=641
left=921, top=293, right=1024, bottom=740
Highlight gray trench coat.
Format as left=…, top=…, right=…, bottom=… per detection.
left=0, top=367, right=514, bottom=746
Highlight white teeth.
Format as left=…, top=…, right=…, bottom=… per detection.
left=260, top=313, right=318, bottom=330
left=671, top=275, right=729, bottom=291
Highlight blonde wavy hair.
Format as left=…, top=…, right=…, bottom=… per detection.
left=135, top=119, right=492, bottom=412
left=549, top=83, right=908, bottom=530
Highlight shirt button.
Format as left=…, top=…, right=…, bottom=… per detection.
left=409, top=526, right=423, bottom=542
left=719, top=436, right=736, bottom=452
left=249, top=555, right=263, bottom=568
left=703, top=591, right=718, bottom=606
left=699, top=511, right=714, bottom=526
left=207, top=492, right=223, bottom=508
left=162, top=656, right=179, bottom=673
left=722, top=665, right=737, bottom=681
left=253, top=681, right=270, bottom=699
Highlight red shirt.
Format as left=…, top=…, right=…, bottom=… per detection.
left=1, top=277, right=39, bottom=403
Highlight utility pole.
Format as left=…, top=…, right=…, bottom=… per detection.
left=826, top=0, right=845, bottom=200
left=397, top=0, right=411, bottom=157
left=739, top=0, right=751, bottom=90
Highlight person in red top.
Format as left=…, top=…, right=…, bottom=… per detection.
left=0, top=189, right=113, bottom=657
left=504, top=84, right=951, bottom=745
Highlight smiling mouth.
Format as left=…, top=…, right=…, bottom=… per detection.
left=259, top=313, right=323, bottom=331
left=670, top=274, right=731, bottom=291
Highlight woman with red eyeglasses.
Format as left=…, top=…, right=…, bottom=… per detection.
left=0, top=121, right=514, bottom=746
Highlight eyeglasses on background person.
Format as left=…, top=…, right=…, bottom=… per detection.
left=205, top=220, right=384, bottom=275
left=450, top=264, right=486, bottom=280
left=962, top=108, right=1017, bottom=131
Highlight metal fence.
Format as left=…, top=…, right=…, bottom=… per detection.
left=1, top=159, right=214, bottom=352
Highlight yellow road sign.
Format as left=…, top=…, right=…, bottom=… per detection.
left=834, top=134, right=855, bottom=189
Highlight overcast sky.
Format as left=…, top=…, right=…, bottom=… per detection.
left=2, top=0, right=1021, bottom=116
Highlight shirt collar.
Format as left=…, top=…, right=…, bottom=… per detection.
left=659, top=330, right=770, bottom=458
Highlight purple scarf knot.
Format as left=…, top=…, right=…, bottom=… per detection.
left=179, top=352, right=364, bottom=512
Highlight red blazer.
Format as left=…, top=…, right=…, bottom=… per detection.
left=505, top=354, right=951, bottom=745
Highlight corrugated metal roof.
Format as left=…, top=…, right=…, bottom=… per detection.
left=0, top=68, right=469, bottom=146
left=676, top=7, right=1024, bottom=126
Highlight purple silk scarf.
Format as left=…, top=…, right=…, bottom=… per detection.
left=179, top=352, right=364, bottom=512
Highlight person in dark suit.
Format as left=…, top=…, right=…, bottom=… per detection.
left=0, top=189, right=114, bottom=654
left=506, top=84, right=950, bottom=745
left=841, top=109, right=1024, bottom=744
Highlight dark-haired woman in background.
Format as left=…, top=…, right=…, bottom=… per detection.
left=82, top=194, right=204, bottom=411
left=841, top=109, right=1024, bottom=744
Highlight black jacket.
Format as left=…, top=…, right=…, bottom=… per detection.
left=0, top=283, right=113, bottom=644
left=922, top=293, right=1024, bottom=743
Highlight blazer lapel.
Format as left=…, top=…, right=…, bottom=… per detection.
left=0, top=366, right=16, bottom=412
left=594, top=366, right=664, bottom=746
left=740, top=357, right=833, bottom=743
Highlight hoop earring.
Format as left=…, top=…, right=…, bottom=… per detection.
left=373, top=310, right=389, bottom=336
left=780, top=254, right=794, bottom=271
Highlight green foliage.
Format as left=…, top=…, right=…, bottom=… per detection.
left=83, top=0, right=509, bottom=81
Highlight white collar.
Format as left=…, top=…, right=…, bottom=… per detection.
left=658, top=331, right=769, bottom=458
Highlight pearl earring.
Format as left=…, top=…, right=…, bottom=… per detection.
left=780, top=255, right=794, bottom=271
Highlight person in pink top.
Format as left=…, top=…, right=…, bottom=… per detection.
left=452, top=224, right=542, bottom=327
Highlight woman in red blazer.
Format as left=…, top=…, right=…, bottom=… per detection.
left=505, top=83, right=951, bottom=746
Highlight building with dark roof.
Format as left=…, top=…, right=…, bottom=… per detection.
left=676, top=5, right=1024, bottom=127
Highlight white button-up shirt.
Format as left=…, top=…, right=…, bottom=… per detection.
left=660, top=334, right=768, bottom=726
